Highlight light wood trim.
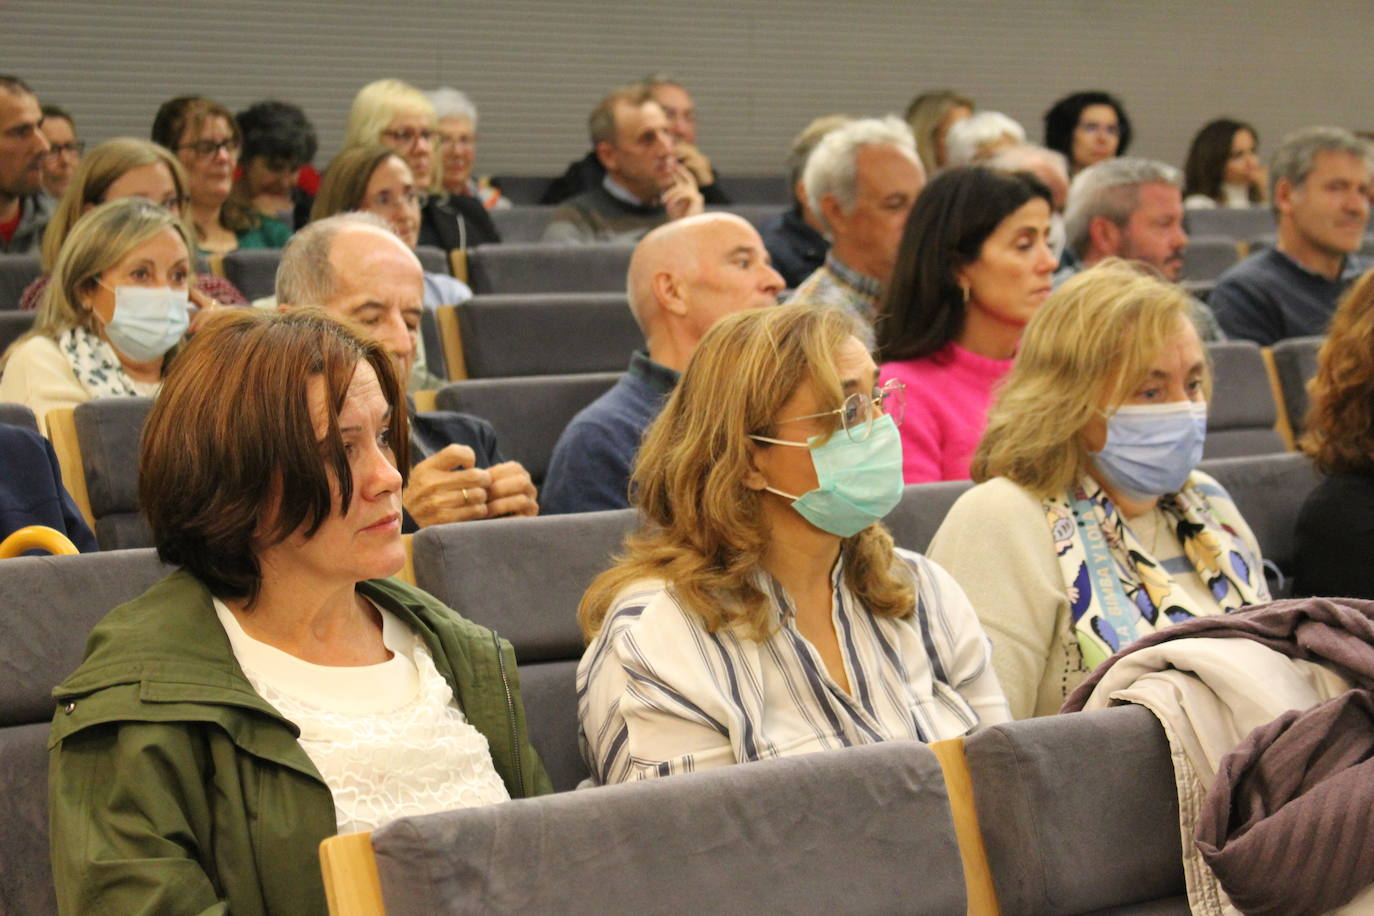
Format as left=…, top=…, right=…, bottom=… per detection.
left=319, top=831, right=386, bottom=916
left=1234, top=239, right=1250, bottom=260
left=1260, top=347, right=1297, bottom=451
left=930, top=737, right=1000, bottom=916
left=448, top=247, right=468, bottom=284
left=412, top=389, right=438, bottom=412
left=0, top=525, right=79, bottom=558
left=435, top=305, right=467, bottom=381
left=397, top=534, right=416, bottom=586
left=44, top=407, right=95, bottom=530
left=207, top=251, right=228, bottom=279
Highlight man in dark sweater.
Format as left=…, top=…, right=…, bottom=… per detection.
left=1211, top=127, right=1371, bottom=345
left=541, top=213, right=784, bottom=514
left=278, top=213, right=539, bottom=528
left=543, top=84, right=703, bottom=244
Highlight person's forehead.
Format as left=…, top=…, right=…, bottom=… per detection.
left=855, top=144, right=919, bottom=189
left=652, top=84, right=692, bottom=110
left=1133, top=181, right=1183, bottom=212
left=439, top=114, right=472, bottom=132
left=835, top=335, right=879, bottom=383
left=693, top=216, right=763, bottom=258
left=328, top=232, right=423, bottom=297
left=1079, top=104, right=1117, bottom=124
left=189, top=115, right=232, bottom=139
left=618, top=101, right=665, bottom=136
left=1307, top=149, right=1369, bottom=181
left=43, top=116, right=75, bottom=138
left=0, top=89, right=38, bottom=130
left=112, top=227, right=188, bottom=267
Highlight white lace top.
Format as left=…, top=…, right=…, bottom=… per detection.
left=213, top=598, right=510, bottom=834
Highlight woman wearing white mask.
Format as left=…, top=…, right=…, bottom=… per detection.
left=0, top=199, right=196, bottom=432
left=577, top=305, right=1009, bottom=786
left=928, top=261, right=1270, bottom=720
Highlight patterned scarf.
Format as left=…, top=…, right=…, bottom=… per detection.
left=1044, top=472, right=1269, bottom=670
left=59, top=326, right=150, bottom=399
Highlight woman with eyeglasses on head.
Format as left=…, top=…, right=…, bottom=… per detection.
left=344, top=79, right=500, bottom=249
left=17, top=138, right=248, bottom=313
left=927, top=262, right=1270, bottom=720
left=152, top=95, right=290, bottom=254
left=1043, top=90, right=1132, bottom=176
left=577, top=305, right=1010, bottom=786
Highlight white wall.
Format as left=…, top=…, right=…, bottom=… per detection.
left=11, top=0, right=1371, bottom=176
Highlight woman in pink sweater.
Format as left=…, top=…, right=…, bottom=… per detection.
left=877, top=166, right=1057, bottom=482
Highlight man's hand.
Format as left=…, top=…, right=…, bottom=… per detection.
left=485, top=461, right=539, bottom=518
left=662, top=161, right=704, bottom=222
left=402, top=444, right=494, bottom=527
left=675, top=141, right=714, bottom=188
left=186, top=287, right=224, bottom=334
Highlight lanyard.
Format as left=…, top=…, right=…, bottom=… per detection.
left=1070, top=490, right=1140, bottom=654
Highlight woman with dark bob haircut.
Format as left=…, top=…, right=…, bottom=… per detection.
left=1183, top=117, right=1265, bottom=209
left=48, top=308, right=550, bottom=914
left=1043, top=90, right=1132, bottom=175
left=1294, top=269, right=1374, bottom=597
left=876, top=167, right=1057, bottom=483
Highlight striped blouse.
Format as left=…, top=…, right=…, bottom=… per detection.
left=577, top=549, right=1010, bottom=785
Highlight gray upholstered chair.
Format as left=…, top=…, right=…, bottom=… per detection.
left=434, top=372, right=620, bottom=485
left=72, top=397, right=155, bottom=550
left=1269, top=335, right=1323, bottom=438
left=0, top=254, right=42, bottom=311
left=411, top=509, right=637, bottom=791
left=367, top=740, right=965, bottom=915
left=0, top=402, right=38, bottom=433
left=414, top=245, right=449, bottom=276
left=457, top=294, right=641, bottom=377
left=1204, top=340, right=1286, bottom=458
left=1182, top=207, right=1274, bottom=242
left=964, top=704, right=1187, bottom=915
left=486, top=175, right=554, bottom=206
left=465, top=242, right=635, bottom=294
left=710, top=174, right=791, bottom=205
left=1180, top=235, right=1240, bottom=282
left=489, top=206, right=557, bottom=243
left=0, top=310, right=36, bottom=356
left=885, top=480, right=974, bottom=554
left=0, top=549, right=172, bottom=916
left=703, top=203, right=786, bottom=231
left=215, top=247, right=280, bottom=301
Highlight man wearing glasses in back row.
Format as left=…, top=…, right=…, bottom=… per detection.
left=0, top=75, right=54, bottom=255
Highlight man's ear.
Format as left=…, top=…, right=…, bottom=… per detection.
left=1273, top=177, right=1296, bottom=217
left=1087, top=215, right=1123, bottom=258
left=653, top=269, right=688, bottom=318
left=818, top=193, right=847, bottom=237
left=594, top=140, right=617, bottom=172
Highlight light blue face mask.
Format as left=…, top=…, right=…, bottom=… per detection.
left=1090, top=400, right=1208, bottom=498
left=750, top=414, right=906, bottom=538
left=99, top=285, right=190, bottom=362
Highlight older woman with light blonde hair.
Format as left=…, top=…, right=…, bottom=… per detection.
left=577, top=305, right=1009, bottom=785
left=928, top=261, right=1270, bottom=719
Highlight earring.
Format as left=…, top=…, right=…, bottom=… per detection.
left=961, top=283, right=971, bottom=305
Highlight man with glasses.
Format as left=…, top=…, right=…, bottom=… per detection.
left=542, top=212, right=784, bottom=513
left=0, top=75, right=53, bottom=254
left=39, top=104, right=81, bottom=199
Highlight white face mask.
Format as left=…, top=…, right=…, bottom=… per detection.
left=98, top=285, right=190, bottom=361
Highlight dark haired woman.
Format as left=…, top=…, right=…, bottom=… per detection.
left=1043, top=90, right=1132, bottom=175
left=49, top=308, right=549, bottom=914
left=1183, top=118, right=1265, bottom=209
left=876, top=167, right=1057, bottom=483
left=233, top=99, right=319, bottom=232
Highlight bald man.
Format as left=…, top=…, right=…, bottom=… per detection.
left=541, top=213, right=784, bottom=514
left=277, top=213, right=538, bottom=528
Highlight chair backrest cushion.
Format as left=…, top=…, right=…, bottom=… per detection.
left=219, top=248, right=281, bottom=301
left=1204, top=340, right=1285, bottom=458
left=372, top=740, right=964, bottom=915
left=1269, top=335, right=1323, bottom=437
left=885, top=480, right=974, bottom=554
left=1197, top=451, right=1321, bottom=578
left=0, top=401, right=38, bottom=433
left=466, top=242, right=635, bottom=294
left=0, top=254, right=42, bottom=311
left=72, top=397, right=155, bottom=549
left=515, top=660, right=585, bottom=791
left=458, top=298, right=640, bottom=377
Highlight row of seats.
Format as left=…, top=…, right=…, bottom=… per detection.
left=489, top=173, right=792, bottom=208
left=488, top=202, right=785, bottom=243
left=0, top=449, right=1319, bottom=914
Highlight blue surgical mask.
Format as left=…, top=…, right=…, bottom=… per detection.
left=751, top=414, right=906, bottom=538
left=99, top=285, right=190, bottom=362
left=1091, top=400, right=1207, bottom=498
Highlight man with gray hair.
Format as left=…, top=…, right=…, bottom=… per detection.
left=943, top=111, right=1025, bottom=167
left=1058, top=156, right=1221, bottom=339
left=785, top=116, right=925, bottom=347
left=1211, top=126, right=1372, bottom=344
left=277, top=213, right=539, bottom=528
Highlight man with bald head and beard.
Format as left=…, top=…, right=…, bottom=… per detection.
left=277, top=213, right=539, bottom=528
left=541, top=213, right=784, bottom=514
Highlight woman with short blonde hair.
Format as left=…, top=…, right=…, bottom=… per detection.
left=929, top=261, right=1269, bottom=718
left=578, top=305, right=1008, bottom=785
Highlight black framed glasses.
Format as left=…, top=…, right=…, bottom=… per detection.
left=365, top=187, right=428, bottom=210
left=178, top=138, right=240, bottom=158
left=380, top=128, right=435, bottom=147
left=45, top=141, right=84, bottom=158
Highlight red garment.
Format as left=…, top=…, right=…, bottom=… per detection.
left=0, top=206, right=20, bottom=244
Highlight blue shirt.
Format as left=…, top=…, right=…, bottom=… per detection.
left=1211, top=247, right=1366, bottom=345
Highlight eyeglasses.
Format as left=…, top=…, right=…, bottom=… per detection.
left=380, top=128, right=435, bottom=148
left=1077, top=122, right=1120, bottom=138
left=365, top=187, right=428, bottom=210
left=177, top=138, right=240, bottom=158
left=45, top=141, right=84, bottom=158
left=755, top=380, right=907, bottom=445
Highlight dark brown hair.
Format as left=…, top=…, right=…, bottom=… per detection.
left=1302, top=268, right=1374, bottom=475
left=1183, top=118, right=1262, bottom=205
left=140, top=308, right=410, bottom=602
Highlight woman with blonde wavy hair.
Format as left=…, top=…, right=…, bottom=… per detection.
left=1294, top=269, right=1374, bottom=597
left=928, top=261, right=1270, bottom=719
left=577, top=305, right=1009, bottom=785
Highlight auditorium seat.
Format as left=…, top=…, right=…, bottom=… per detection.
left=465, top=242, right=635, bottom=294
left=0, top=310, right=36, bottom=358
left=434, top=371, right=620, bottom=485
left=456, top=294, right=641, bottom=377
left=0, top=402, right=38, bottom=433
left=704, top=203, right=786, bottom=232
left=0, top=549, right=172, bottom=916
left=964, top=704, right=1187, bottom=915
left=414, top=244, right=449, bottom=276
left=324, top=740, right=966, bottom=914
left=1268, top=335, right=1323, bottom=438
left=1180, top=235, right=1240, bottom=282
left=71, top=397, right=155, bottom=550
left=212, top=248, right=279, bottom=301
left=1203, top=340, right=1287, bottom=458
left=489, top=205, right=557, bottom=243
left=417, top=307, right=447, bottom=380
left=885, top=480, right=974, bottom=553
left=489, top=175, right=555, bottom=206
left=711, top=174, right=791, bottom=205
left=0, top=254, right=41, bottom=311
left=1183, top=207, right=1274, bottom=242
left=411, top=509, right=636, bottom=791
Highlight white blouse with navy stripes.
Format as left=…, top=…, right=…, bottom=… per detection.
left=577, top=549, right=1011, bottom=785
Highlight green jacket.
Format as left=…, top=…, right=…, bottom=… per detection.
left=48, top=570, right=552, bottom=915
